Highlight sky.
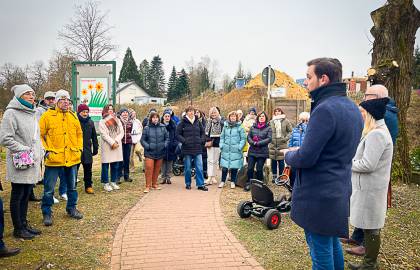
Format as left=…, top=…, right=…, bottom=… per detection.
left=1, top=0, right=420, bottom=86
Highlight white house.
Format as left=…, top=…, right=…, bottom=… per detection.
left=116, top=81, right=167, bottom=105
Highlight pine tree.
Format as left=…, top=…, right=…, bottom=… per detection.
left=138, top=59, right=149, bottom=91
left=118, top=47, right=140, bottom=85
left=167, top=66, right=178, bottom=102
left=148, top=55, right=165, bottom=97
left=175, top=69, right=190, bottom=99
left=198, top=67, right=210, bottom=94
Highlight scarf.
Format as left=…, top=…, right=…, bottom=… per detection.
left=186, top=115, right=195, bottom=124
left=205, top=117, right=223, bottom=137
left=78, top=114, right=90, bottom=123
left=17, top=97, right=34, bottom=109
left=256, top=122, right=267, bottom=129
left=272, top=114, right=286, bottom=138
left=103, top=113, right=119, bottom=134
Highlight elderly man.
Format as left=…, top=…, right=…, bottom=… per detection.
left=39, top=89, right=84, bottom=226
left=35, top=91, right=56, bottom=121
left=283, top=58, right=363, bottom=269
left=343, top=84, right=399, bottom=257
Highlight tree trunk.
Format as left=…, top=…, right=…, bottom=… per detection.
left=370, top=0, right=420, bottom=184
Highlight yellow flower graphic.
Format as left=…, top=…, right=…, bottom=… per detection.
left=95, top=82, right=103, bottom=92
left=87, top=84, right=93, bottom=90
left=81, top=89, right=88, bottom=96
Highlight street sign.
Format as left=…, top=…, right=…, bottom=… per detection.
left=271, top=87, right=287, bottom=98
left=262, top=66, right=275, bottom=86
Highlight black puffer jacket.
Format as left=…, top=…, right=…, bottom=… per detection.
left=141, top=122, right=169, bottom=159
left=247, top=123, right=272, bottom=158
left=161, top=119, right=178, bottom=161
left=78, top=115, right=99, bottom=164
left=176, top=116, right=206, bottom=156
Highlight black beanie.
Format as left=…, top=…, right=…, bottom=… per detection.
left=359, top=97, right=389, bottom=120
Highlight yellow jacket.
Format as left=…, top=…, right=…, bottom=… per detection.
left=39, top=107, right=83, bottom=167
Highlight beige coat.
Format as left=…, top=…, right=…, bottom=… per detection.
left=350, top=120, right=393, bottom=229
left=99, top=118, right=124, bottom=163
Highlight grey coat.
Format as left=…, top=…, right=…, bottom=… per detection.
left=0, top=97, right=42, bottom=184
left=350, top=120, right=393, bottom=229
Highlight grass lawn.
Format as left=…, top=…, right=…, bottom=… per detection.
left=0, top=157, right=145, bottom=270
left=220, top=181, right=420, bottom=270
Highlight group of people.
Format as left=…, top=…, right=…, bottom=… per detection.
left=0, top=56, right=398, bottom=270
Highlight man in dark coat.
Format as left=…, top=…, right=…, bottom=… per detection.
left=77, top=104, right=99, bottom=194
left=283, top=58, right=363, bottom=269
left=176, top=106, right=208, bottom=191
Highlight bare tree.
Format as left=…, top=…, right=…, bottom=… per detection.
left=59, top=1, right=116, bottom=61
left=27, top=61, right=47, bottom=94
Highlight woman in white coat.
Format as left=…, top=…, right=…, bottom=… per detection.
left=348, top=97, right=393, bottom=270
left=99, top=104, right=124, bottom=192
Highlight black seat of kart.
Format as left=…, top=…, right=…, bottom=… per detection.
left=251, top=179, right=281, bottom=207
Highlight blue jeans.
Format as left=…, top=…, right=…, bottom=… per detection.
left=304, top=230, right=344, bottom=270
left=58, top=169, right=67, bottom=196
left=184, top=154, right=204, bottom=188
left=101, top=162, right=119, bottom=184
left=41, top=166, right=78, bottom=216
left=0, top=197, right=5, bottom=249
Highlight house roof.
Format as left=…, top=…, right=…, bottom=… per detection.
left=116, top=81, right=149, bottom=96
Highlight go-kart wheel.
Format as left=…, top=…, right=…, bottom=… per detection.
left=263, top=209, right=281, bottom=230
left=173, top=167, right=182, bottom=176
left=237, top=201, right=252, bottom=218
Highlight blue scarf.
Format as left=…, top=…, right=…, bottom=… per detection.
left=17, top=97, right=34, bottom=109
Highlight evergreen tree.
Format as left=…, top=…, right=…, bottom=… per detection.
left=198, top=67, right=210, bottom=94
left=167, top=66, right=178, bottom=101
left=175, top=69, right=190, bottom=99
left=148, top=55, right=165, bottom=97
left=139, top=59, right=150, bottom=91
left=118, top=47, right=140, bottom=85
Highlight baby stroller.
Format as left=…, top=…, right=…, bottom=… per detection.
left=237, top=164, right=293, bottom=230
left=172, top=143, right=196, bottom=177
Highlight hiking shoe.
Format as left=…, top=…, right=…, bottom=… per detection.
left=218, top=182, right=225, bottom=188
left=60, top=194, right=68, bottom=201
left=85, top=187, right=94, bottom=194
left=198, top=186, right=208, bottom=191
left=53, top=196, right=59, bottom=204
left=103, top=183, right=113, bottom=192
left=110, top=182, right=120, bottom=190
left=43, top=214, right=53, bottom=226
left=143, top=188, right=150, bottom=193
left=230, top=182, right=236, bottom=189
left=24, top=223, right=41, bottom=235
left=67, top=209, right=83, bottom=220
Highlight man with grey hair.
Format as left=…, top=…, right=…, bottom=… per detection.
left=343, top=84, right=399, bottom=258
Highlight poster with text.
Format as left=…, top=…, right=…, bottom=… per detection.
left=80, top=78, right=108, bottom=122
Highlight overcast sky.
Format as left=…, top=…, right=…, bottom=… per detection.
left=1, top=0, right=419, bottom=85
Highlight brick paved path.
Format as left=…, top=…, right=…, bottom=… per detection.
left=111, top=176, right=264, bottom=270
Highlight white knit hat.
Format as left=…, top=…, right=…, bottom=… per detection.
left=55, top=89, right=70, bottom=100
left=44, top=91, right=56, bottom=99
left=11, top=84, right=34, bottom=98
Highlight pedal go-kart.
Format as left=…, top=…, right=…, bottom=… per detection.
left=237, top=167, right=293, bottom=230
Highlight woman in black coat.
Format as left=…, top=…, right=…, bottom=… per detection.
left=77, top=104, right=99, bottom=194
left=245, top=111, right=272, bottom=191
left=195, top=110, right=208, bottom=179
left=160, top=110, right=178, bottom=184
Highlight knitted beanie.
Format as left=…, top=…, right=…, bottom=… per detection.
left=11, top=84, right=34, bottom=98
left=359, top=97, right=389, bottom=120
left=77, top=103, right=90, bottom=113
left=55, top=89, right=70, bottom=100
left=249, top=107, right=257, bottom=114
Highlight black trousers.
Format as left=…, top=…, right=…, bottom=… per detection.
left=221, top=168, right=238, bottom=183
left=118, top=143, right=132, bottom=180
left=10, top=183, right=32, bottom=231
left=77, top=163, right=93, bottom=189
left=247, top=156, right=266, bottom=183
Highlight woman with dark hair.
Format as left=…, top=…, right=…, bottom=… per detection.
left=269, top=107, right=293, bottom=183
left=195, top=110, right=208, bottom=179
left=99, top=104, right=124, bottom=192
left=245, top=111, right=272, bottom=191
left=160, top=109, right=178, bottom=184
left=141, top=112, right=169, bottom=193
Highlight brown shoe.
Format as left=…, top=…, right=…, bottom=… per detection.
left=85, top=187, right=94, bottom=194
left=339, top=238, right=360, bottom=246
left=345, top=245, right=366, bottom=256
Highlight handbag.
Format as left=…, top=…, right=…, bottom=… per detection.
left=12, top=118, right=37, bottom=170
left=205, top=121, right=213, bottom=148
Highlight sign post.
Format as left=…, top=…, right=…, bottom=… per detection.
left=262, top=65, right=275, bottom=99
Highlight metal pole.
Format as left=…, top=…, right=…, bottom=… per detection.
left=267, top=65, right=271, bottom=100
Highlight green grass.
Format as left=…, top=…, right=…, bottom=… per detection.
left=220, top=182, right=420, bottom=270
left=0, top=157, right=145, bottom=270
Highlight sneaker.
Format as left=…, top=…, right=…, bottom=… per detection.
left=67, top=208, right=83, bottom=219
left=43, top=214, right=53, bottom=226
left=110, top=182, right=120, bottom=190
left=144, top=188, right=150, bottom=193
left=103, top=183, right=113, bottom=192
left=198, top=186, right=208, bottom=191
left=85, top=187, right=94, bottom=194
left=218, top=182, right=225, bottom=188
left=185, top=185, right=191, bottom=190
left=60, top=194, right=68, bottom=201
left=230, top=182, right=236, bottom=189
left=53, top=196, right=59, bottom=204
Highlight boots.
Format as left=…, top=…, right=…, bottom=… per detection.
left=348, top=230, right=381, bottom=270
